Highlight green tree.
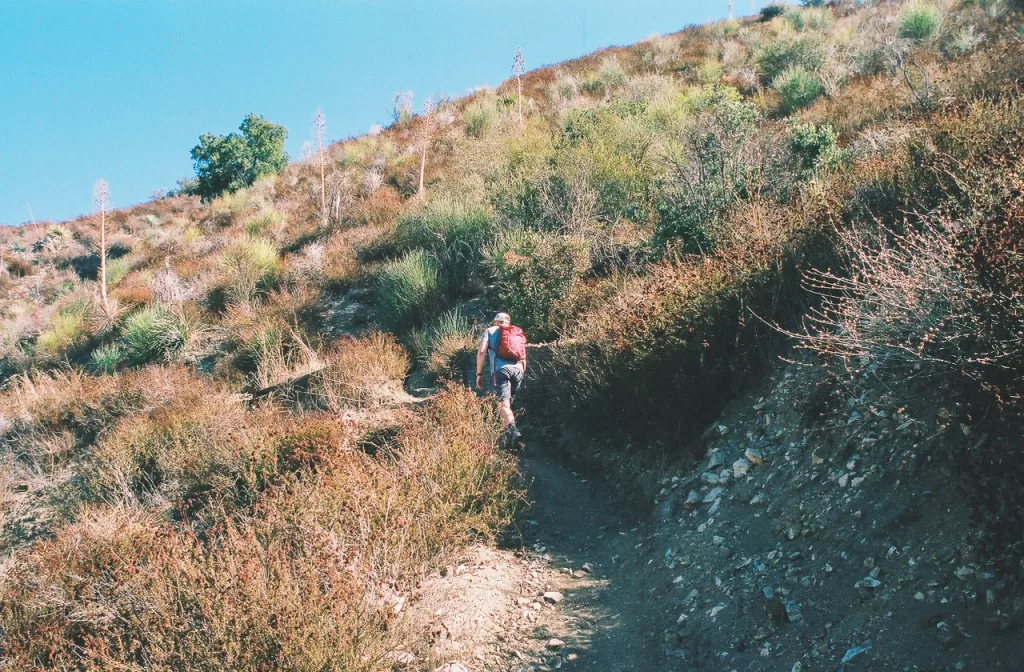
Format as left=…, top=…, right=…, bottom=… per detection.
left=190, top=114, right=289, bottom=201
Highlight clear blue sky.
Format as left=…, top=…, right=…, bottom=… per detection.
left=0, top=0, right=749, bottom=226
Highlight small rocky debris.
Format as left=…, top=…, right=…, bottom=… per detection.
left=542, top=591, right=564, bottom=604
left=703, top=486, right=725, bottom=504
left=708, top=451, right=727, bottom=470
left=841, top=641, right=872, bottom=664
left=732, top=458, right=752, bottom=479
left=745, top=447, right=765, bottom=465
left=581, top=562, right=594, bottom=574
left=936, top=622, right=964, bottom=648
left=701, top=472, right=720, bottom=486
left=435, top=662, right=470, bottom=672
left=684, top=490, right=703, bottom=509
left=784, top=600, right=802, bottom=622
left=545, top=638, right=565, bottom=650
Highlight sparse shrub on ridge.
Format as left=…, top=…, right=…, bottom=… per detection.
left=773, top=65, right=825, bottom=113
left=899, top=1, right=943, bottom=43
left=756, top=34, right=824, bottom=83
left=376, top=248, right=442, bottom=332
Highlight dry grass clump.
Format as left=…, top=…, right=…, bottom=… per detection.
left=309, top=332, right=410, bottom=410
left=0, top=386, right=520, bottom=671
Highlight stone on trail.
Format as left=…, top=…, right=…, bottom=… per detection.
left=581, top=562, right=595, bottom=574
left=684, top=490, right=703, bottom=509
left=701, top=472, right=720, bottom=486
left=703, top=486, right=725, bottom=503
left=732, top=458, right=752, bottom=479
left=545, top=638, right=565, bottom=650
left=708, top=451, right=727, bottom=470
left=543, top=591, right=564, bottom=604
left=745, top=447, right=765, bottom=465
left=435, top=662, right=470, bottom=672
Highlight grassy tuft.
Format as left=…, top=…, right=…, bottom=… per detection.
left=899, top=1, right=942, bottom=43
left=375, top=249, right=441, bottom=332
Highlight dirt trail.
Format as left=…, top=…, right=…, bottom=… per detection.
left=510, top=448, right=678, bottom=672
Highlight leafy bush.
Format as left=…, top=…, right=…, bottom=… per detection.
left=464, top=100, right=497, bottom=138
left=190, top=114, right=289, bottom=201
left=760, top=3, right=786, bottom=21
left=756, top=35, right=824, bottom=83
left=394, top=197, right=492, bottom=295
left=376, top=249, right=441, bottom=332
left=790, top=122, right=843, bottom=173
left=899, top=2, right=942, bottom=43
left=485, top=231, right=590, bottom=340
left=773, top=65, right=825, bottom=113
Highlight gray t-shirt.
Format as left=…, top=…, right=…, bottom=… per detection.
left=482, top=326, right=520, bottom=377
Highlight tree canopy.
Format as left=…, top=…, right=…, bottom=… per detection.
left=190, top=114, right=289, bottom=201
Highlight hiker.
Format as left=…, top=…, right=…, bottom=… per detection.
left=476, top=312, right=527, bottom=444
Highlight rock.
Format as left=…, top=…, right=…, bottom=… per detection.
left=936, top=622, right=963, bottom=648
left=709, top=604, right=727, bottom=618
left=703, top=486, right=725, bottom=503
left=791, top=663, right=804, bottom=672
left=435, top=663, right=470, bottom=672
left=655, top=498, right=676, bottom=522
left=684, top=490, right=703, bottom=509
left=733, top=458, right=752, bottom=479
left=840, top=641, right=872, bottom=664
left=581, top=562, right=594, bottom=574
left=838, top=473, right=849, bottom=488
left=856, top=576, right=882, bottom=590
left=545, top=638, right=565, bottom=650
left=745, top=448, right=765, bottom=465
left=542, top=591, right=564, bottom=604
left=708, top=451, right=727, bottom=470
left=784, top=600, right=802, bottom=622
left=749, top=493, right=766, bottom=506
left=701, top=472, right=720, bottom=486
left=387, top=651, right=416, bottom=666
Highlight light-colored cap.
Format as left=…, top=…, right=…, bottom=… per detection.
left=493, top=312, right=510, bottom=324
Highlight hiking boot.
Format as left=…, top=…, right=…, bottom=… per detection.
left=504, top=424, right=523, bottom=450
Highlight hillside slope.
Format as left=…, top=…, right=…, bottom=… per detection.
left=3, top=0, right=1024, bottom=669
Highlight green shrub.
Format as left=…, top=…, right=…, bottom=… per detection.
left=121, top=306, right=172, bottom=365
left=464, top=100, right=497, bottom=138
left=244, top=208, right=285, bottom=236
left=189, top=114, right=289, bottom=201
left=899, top=2, right=942, bottom=43
left=414, top=308, right=475, bottom=378
left=760, top=3, right=786, bottom=21
left=89, top=343, right=123, bottom=374
left=376, top=249, right=441, bottom=331
left=773, top=65, right=824, bottom=113
left=394, top=197, right=492, bottom=295
left=36, top=301, right=89, bottom=355
left=105, top=258, right=131, bottom=286
left=790, top=122, right=843, bottom=174
left=486, top=231, right=590, bottom=340
left=220, top=237, right=279, bottom=307
left=756, top=35, right=824, bottom=82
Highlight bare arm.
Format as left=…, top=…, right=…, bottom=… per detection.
left=521, top=349, right=527, bottom=374
left=475, top=333, right=488, bottom=388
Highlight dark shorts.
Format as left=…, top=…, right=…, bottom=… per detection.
left=494, top=364, right=523, bottom=403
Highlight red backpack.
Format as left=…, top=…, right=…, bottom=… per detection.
left=496, top=325, right=527, bottom=362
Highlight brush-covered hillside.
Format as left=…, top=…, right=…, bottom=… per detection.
left=3, top=0, right=1024, bottom=669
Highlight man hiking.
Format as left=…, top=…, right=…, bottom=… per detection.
left=476, top=312, right=527, bottom=446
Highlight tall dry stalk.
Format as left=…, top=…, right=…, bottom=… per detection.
left=314, top=108, right=327, bottom=223
left=418, top=97, right=436, bottom=199
left=93, top=179, right=111, bottom=314
left=513, top=47, right=526, bottom=127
